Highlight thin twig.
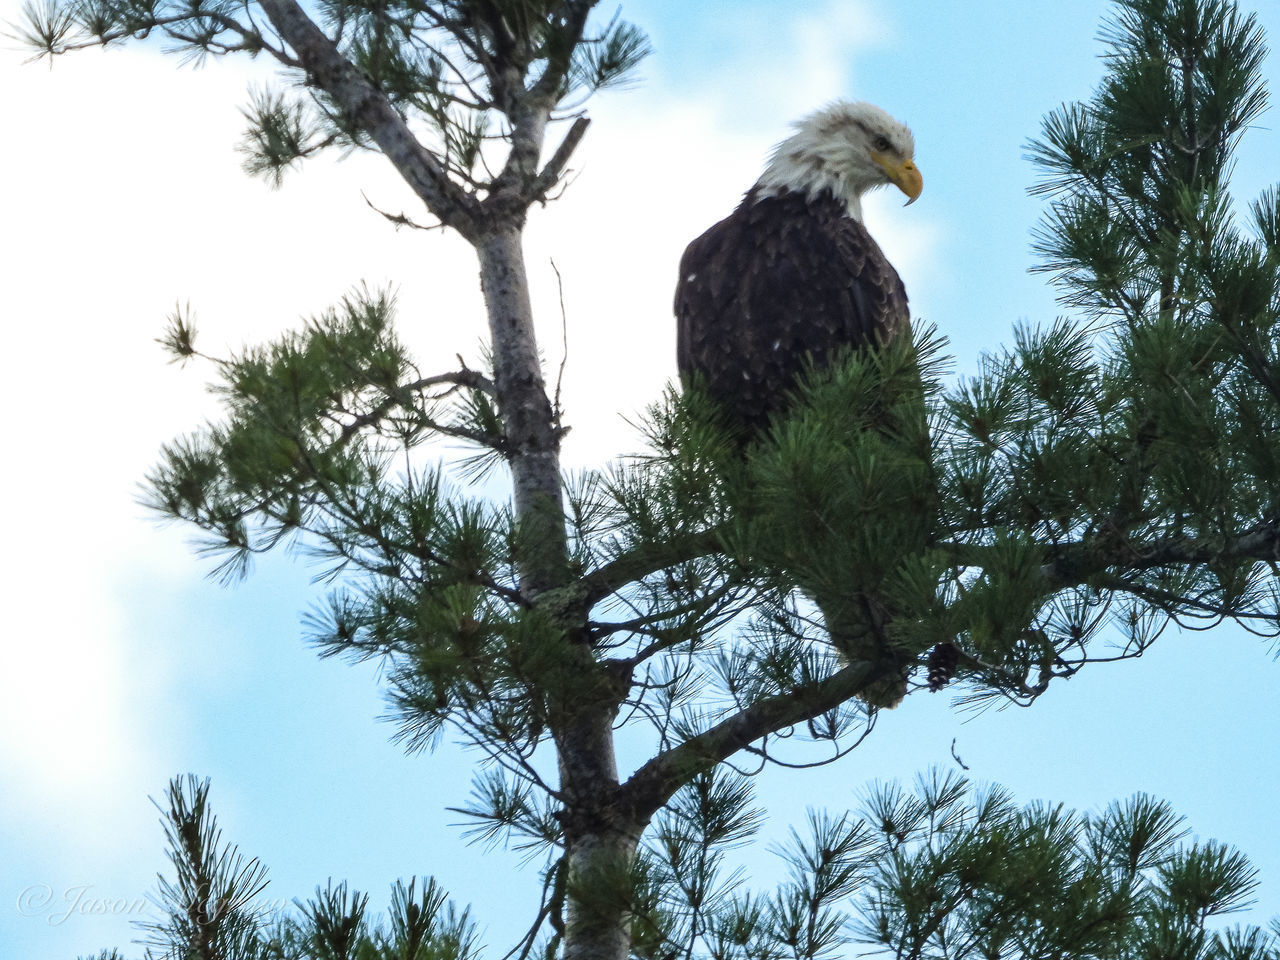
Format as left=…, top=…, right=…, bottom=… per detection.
left=550, top=258, right=570, bottom=431
left=362, top=190, right=448, bottom=232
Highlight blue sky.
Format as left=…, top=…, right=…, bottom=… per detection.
left=3, top=1, right=1280, bottom=957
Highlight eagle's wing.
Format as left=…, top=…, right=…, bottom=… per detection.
left=675, top=192, right=908, bottom=434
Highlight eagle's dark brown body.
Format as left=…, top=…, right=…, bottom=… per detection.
left=675, top=187, right=910, bottom=434
left=674, top=183, right=921, bottom=708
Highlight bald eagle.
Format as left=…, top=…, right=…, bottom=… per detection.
left=674, top=100, right=925, bottom=707
left=676, top=100, right=922, bottom=434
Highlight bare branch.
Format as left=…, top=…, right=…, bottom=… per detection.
left=618, top=659, right=896, bottom=824
left=482, top=3, right=597, bottom=218
left=361, top=191, right=447, bottom=232
left=531, top=116, right=591, bottom=205
left=740, top=714, right=876, bottom=770
left=549, top=257, right=569, bottom=430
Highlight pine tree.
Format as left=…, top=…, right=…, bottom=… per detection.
left=20, top=0, right=1280, bottom=958
left=81, top=771, right=1280, bottom=960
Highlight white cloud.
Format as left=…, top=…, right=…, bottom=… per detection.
left=667, top=0, right=894, bottom=127
left=775, top=0, right=895, bottom=110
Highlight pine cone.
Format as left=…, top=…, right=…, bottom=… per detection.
left=926, top=642, right=959, bottom=692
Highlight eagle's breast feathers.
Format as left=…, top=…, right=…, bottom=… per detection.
left=675, top=187, right=909, bottom=434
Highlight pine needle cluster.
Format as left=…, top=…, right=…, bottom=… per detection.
left=79, top=772, right=1280, bottom=960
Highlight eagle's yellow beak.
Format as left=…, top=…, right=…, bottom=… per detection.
left=872, top=153, right=924, bottom=205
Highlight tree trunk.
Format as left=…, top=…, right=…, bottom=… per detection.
left=475, top=183, right=635, bottom=960
left=474, top=226, right=569, bottom=597
left=562, top=829, right=638, bottom=960
left=557, top=694, right=638, bottom=960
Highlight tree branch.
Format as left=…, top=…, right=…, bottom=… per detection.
left=581, top=527, right=729, bottom=607
left=254, top=0, right=484, bottom=238
left=483, top=2, right=597, bottom=219
left=1040, top=521, right=1280, bottom=586
left=333, top=369, right=499, bottom=447
left=530, top=116, right=591, bottom=205
left=617, top=659, right=893, bottom=825
left=529, top=0, right=597, bottom=104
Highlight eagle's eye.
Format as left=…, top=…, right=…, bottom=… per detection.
left=873, top=135, right=891, bottom=152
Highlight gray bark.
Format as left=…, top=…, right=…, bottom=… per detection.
left=563, top=829, right=639, bottom=960
left=475, top=227, right=569, bottom=596
left=555, top=684, right=639, bottom=960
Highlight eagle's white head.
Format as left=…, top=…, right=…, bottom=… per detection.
left=755, top=100, right=923, bottom=221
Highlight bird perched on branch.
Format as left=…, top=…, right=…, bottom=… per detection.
left=674, top=100, right=926, bottom=707
left=675, top=100, right=922, bottom=433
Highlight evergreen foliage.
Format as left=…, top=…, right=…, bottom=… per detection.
left=21, top=0, right=1280, bottom=958
left=79, top=772, right=1280, bottom=960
